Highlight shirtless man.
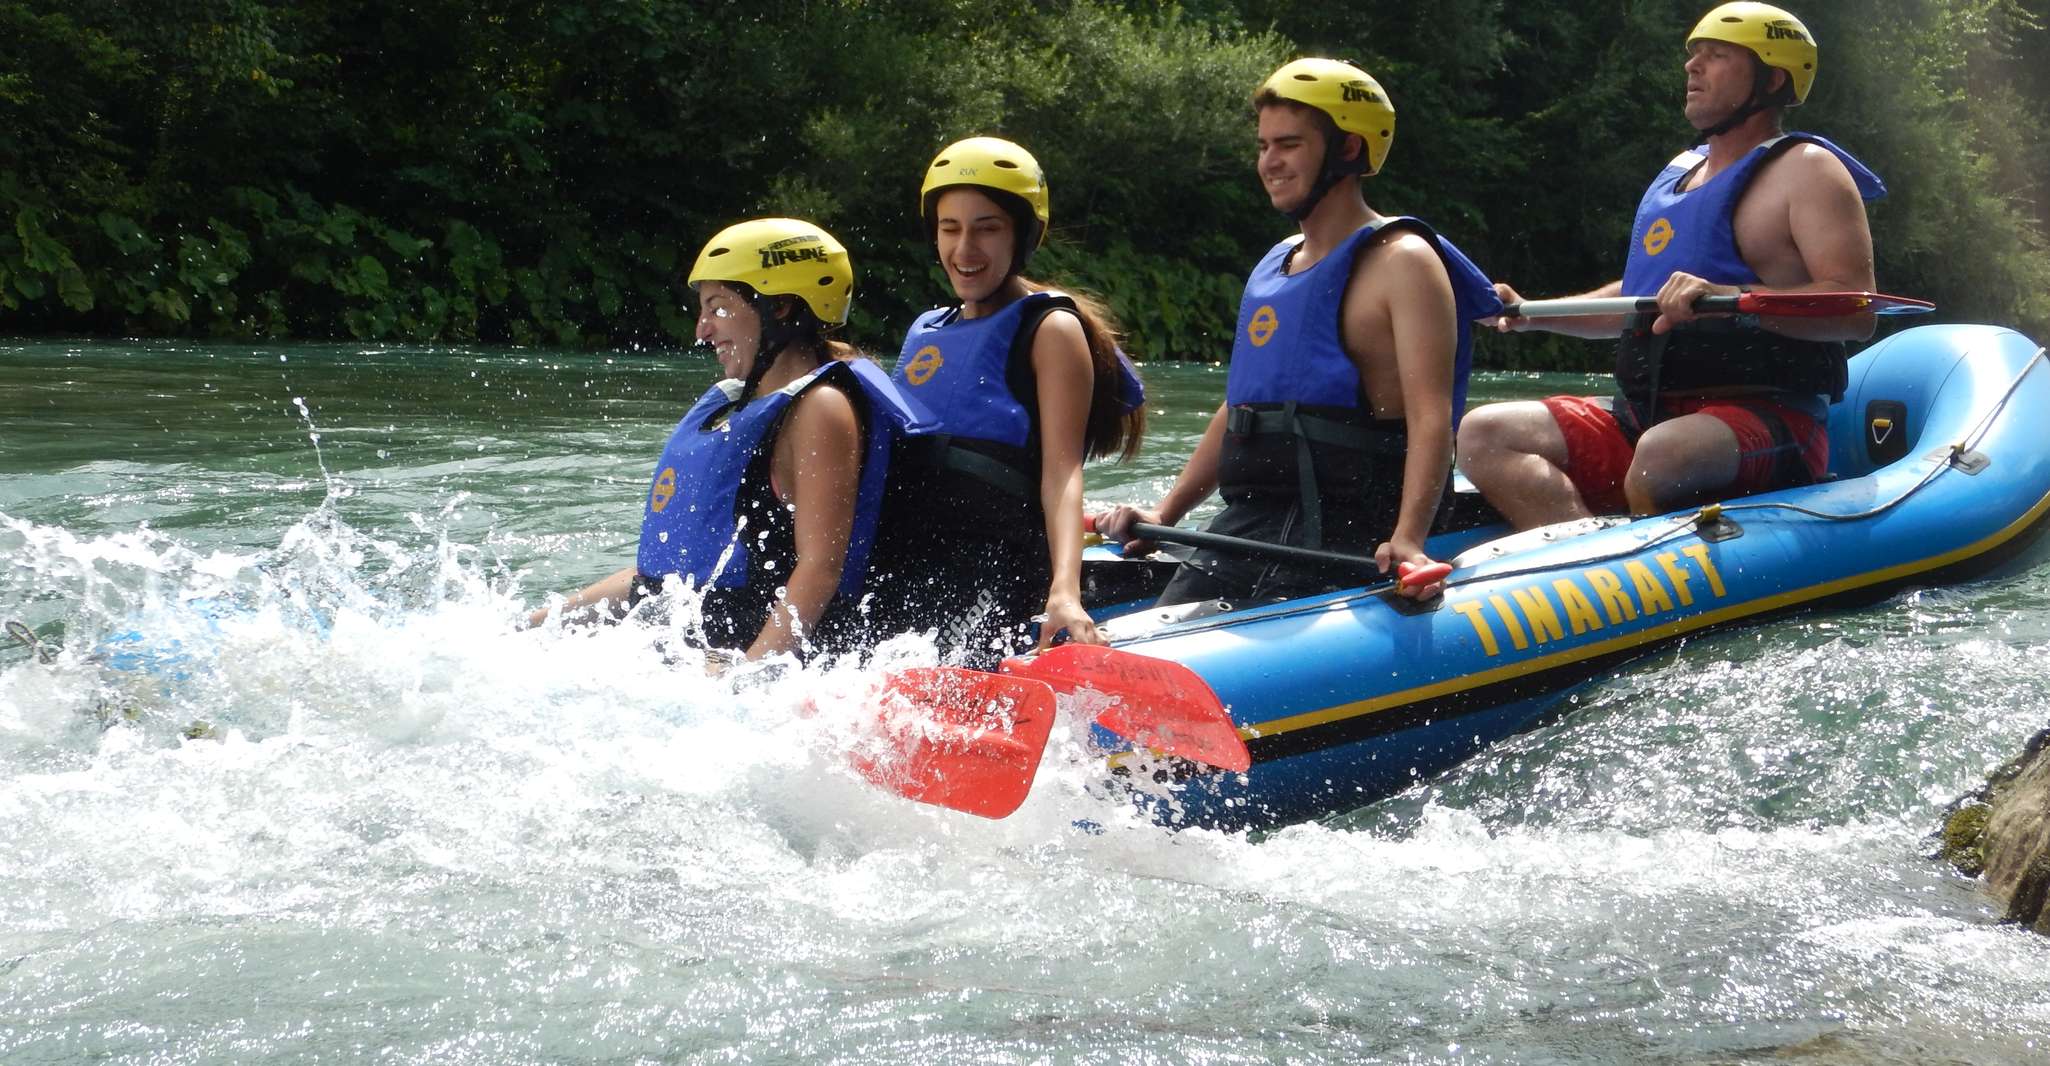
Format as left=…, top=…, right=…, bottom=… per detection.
left=1096, top=58, right=1498, bottom=603
left=1459, top=2, right=1883, bottom=525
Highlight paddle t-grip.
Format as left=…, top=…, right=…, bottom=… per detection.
left=1399, top=561, right=1453, bottom=589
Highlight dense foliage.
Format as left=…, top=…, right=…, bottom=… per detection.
left=4, top=0, right=2047, bottom=368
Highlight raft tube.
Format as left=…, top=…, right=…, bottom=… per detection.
left=1093, top=324, right=2050, bottom=829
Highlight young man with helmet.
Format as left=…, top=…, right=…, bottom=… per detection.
left=528, top=218, right=933, bottom=662
left=1458, top=2, right=1884, bottom=524
left=864, top=136, right=1146, bottom=667
left=1095, top=58, right=1500, bottom=604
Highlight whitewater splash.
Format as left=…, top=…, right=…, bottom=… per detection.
left=7, top=342, right=2050, bottom=1060
left=0, top=496, right=1197, bottom=839
left=5, top=501, right=2050, bottom=1061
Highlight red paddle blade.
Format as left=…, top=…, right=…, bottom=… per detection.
left=1002, top=644, right=1250, bottom=773
left=851, top=667, right=1056, bottom=819
left=1735, top=290, right=1935, bottom=317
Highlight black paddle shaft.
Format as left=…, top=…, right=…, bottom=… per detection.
left=1126, top=521, right=1384, bottom=578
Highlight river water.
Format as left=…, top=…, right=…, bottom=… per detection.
left=3, top=339, right=2047, bottom=1063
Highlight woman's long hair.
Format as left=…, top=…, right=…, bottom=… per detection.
left=1016, top=277, right=1145, bottom=462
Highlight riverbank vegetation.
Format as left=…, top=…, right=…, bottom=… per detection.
left=4, top=0, right=2046, bottom=368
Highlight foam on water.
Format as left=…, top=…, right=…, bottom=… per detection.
left=6, top=502, right=2049, bottom=1063
left=7, top=342, right=2050, bottom=1061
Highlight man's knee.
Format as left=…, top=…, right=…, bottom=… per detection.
left=1457, top=401, right=1557, bottom=475
left=1626, top=417, right=1740, bottom=510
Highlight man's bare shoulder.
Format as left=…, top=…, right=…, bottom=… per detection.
left=1353, top=227, right=1453, bottom=299
left=1756, top=139, right=1859, bottom=197
left=1355, top=227, right=1445, bottom=277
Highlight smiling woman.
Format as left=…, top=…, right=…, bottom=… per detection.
left=862, top=137, right=1147, bottom=667
left=526, top=218, right=932, bottom=663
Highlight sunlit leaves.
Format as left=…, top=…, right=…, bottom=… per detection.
left=0, top=0, right=2045, bottom=356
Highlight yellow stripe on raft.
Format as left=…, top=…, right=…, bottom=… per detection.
left=1239, top=482, right=2050, bottom=744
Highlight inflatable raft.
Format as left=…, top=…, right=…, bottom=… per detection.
left=1086, top=323, right=2050, bottom=829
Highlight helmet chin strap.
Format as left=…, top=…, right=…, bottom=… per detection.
left=1285, top=132, right=1363, bottom=223
left=733, top=296, right=799, bottom=409
left=1698, top=96, right=1769, bottom=138
left=1286, top=170, right=1346, bottom=223
left=1003, top=203, right=1042, bottom=284
left=1698, top=62, right=1781, bottom=139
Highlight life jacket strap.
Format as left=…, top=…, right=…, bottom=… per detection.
left=899, top=435, right=1038, bottom=501
left=1225, top=402, right=1407, bottom=550
left=1224, top=403, right=1409, bottom=455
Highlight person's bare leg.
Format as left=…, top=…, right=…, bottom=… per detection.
left=1622, top=413, right=1742, bottom=515
left=1457, top=401, right=1594, bottom=530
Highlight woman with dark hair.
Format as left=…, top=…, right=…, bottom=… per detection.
left=529, top=218, right=928, bottom=662
left=867, top=136, right=1146, bottom=667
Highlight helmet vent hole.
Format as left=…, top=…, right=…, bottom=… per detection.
left=933, top=158, right=950, bottom=168
left=1719, top=15, right=1741, bottom=21
left=817, top=276, right=833, bottom=286
left=707, top=246, right=730, bottom=258
left=994, top=159, right=1019, bottom=169
left=1292, top=73, right=1317, bottom=81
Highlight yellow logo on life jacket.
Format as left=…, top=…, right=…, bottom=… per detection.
left=1643, top=217, right=1675, bottom=256
left=1247, top=304, right=1280, bottom=347
left=649, top=467, right=677, bottom=512
left=904, top=345, right=944, bottom=386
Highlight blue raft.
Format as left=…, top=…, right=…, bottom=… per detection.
left=1087, top=323, right=2050, bottom=829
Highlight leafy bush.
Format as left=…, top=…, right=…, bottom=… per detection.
left=3, top=0, right=2046, bottom=365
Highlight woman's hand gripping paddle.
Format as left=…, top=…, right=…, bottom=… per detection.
left=1001, top=644, right=1251, bottom=773
left=852, top=667, right=1058, bottom=819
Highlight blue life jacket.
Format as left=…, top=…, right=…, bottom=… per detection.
left=895, top=293, right=1045, bottom=449
left=634, top=359, right=932, bottom=600
left=1615, top=133, right=1885, bottom=407
left=1216, top=217, right=1499, bottom=549
left=1225, top=216, right=1499, bottom=428
left=891, top=289, right=1143, bottom=500
left=1622, top=133, right=1884, bottom=295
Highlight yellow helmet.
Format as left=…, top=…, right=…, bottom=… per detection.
left=687, top=217, right=852, bottom=326
left=1688, top=2, right=1817, bottom=105
left=919, top=136, right=1050, bottom=251
left=1257, top=58, right=1396, bottom=176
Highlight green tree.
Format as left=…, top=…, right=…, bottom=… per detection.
left=3, top=0, right=2047, bottom=363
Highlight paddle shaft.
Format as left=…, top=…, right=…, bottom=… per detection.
left=1506, top=290, right=1932, bottom=320
left=1128, top=521, right=1383, bottom=578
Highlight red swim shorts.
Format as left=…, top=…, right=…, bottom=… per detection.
left=1539, top=394, right=1830, bottom=514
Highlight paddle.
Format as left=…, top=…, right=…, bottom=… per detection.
left=1001, top=643, right=1251, bottom=773
left=851, top=666, right=1058, bottom=819
left=1120, top=520, right=1449, bottom=590
left=1505, top=290, right=1934, bottom=320
left=854, top=646, right=1250, bottom=817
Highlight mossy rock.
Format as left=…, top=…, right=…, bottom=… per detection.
left=1944, top=725, right=2050, bottom=931
left=1940, top=800, right=1991, bottom=878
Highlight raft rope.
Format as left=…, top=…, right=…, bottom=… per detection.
left=1693, top=345, right=2046, bottom=524
left=1151, top=344, right=2049, bottom=637
left=1445, top=343, right=2050, bottom=596
left=1439, top=343, right=2050, bottom=595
